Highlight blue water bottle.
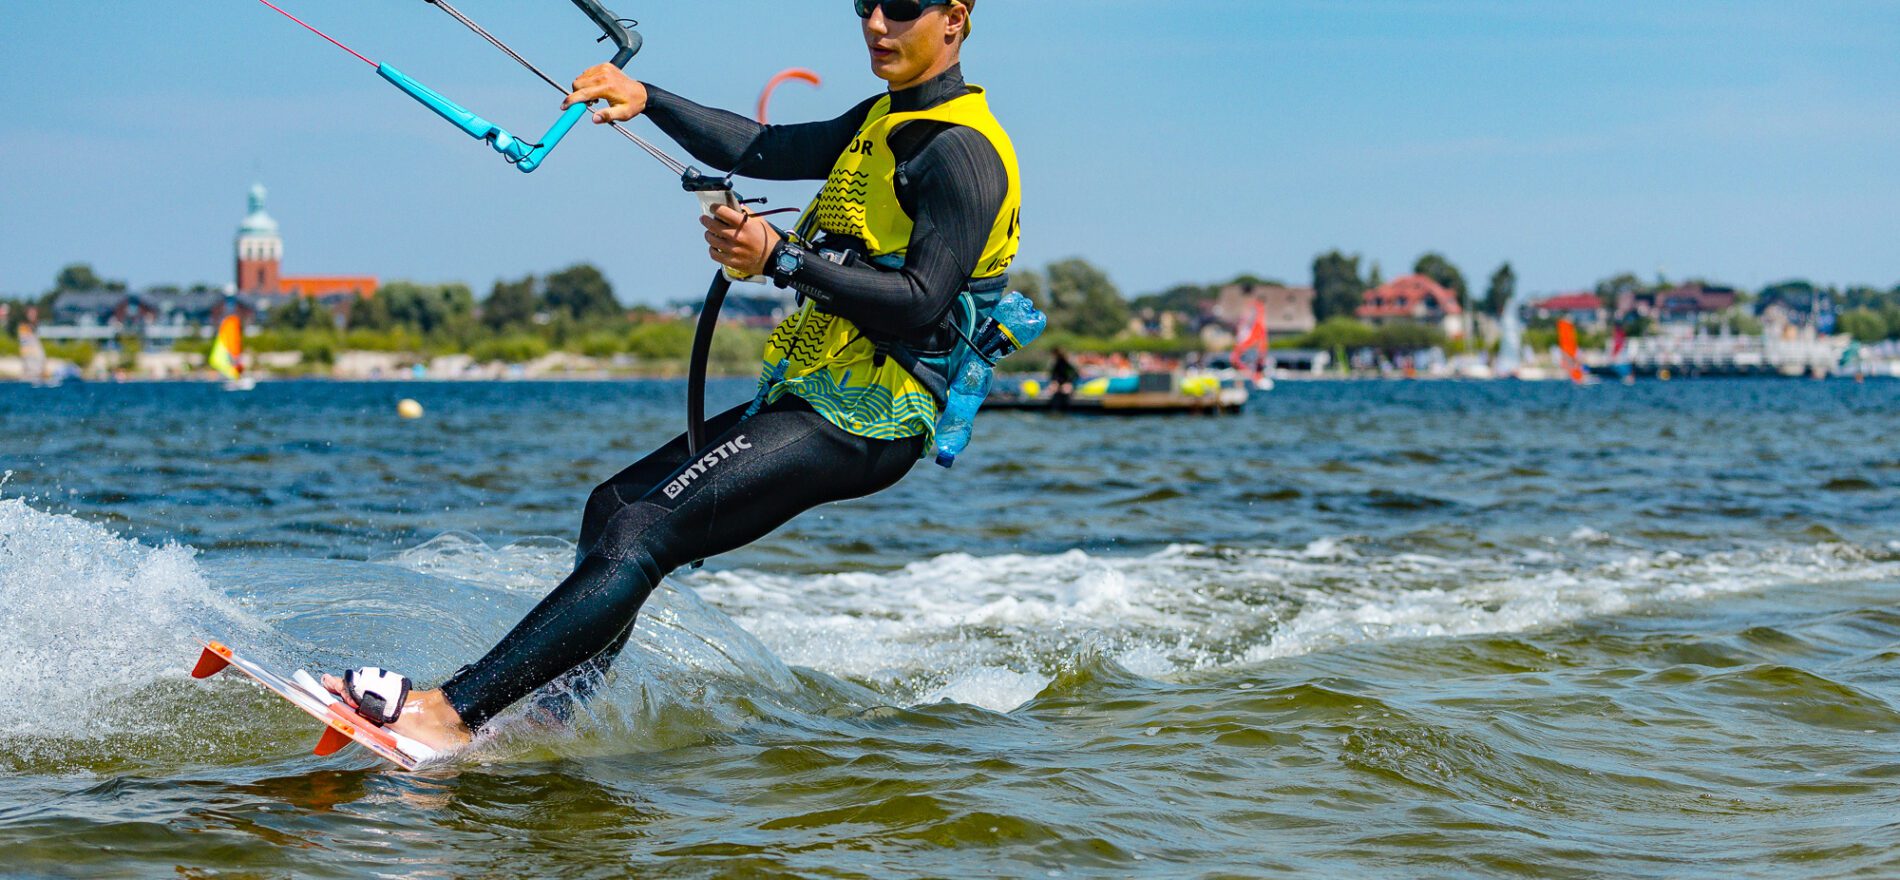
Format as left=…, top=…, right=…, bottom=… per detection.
left=935, top=292, right=1047, bottom=468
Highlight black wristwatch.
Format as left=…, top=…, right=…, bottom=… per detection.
left=771, top=242, right=806, bottom=285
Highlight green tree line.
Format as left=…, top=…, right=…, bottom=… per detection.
left=17, top=258, right=1900, bottom=373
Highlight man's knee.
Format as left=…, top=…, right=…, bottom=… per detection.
left=592, top=502, right=670, bottom=564
left=577, top=482, right=628, bottom=559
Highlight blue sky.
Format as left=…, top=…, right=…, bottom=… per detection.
left=2, top=1, right=1896, bottom=304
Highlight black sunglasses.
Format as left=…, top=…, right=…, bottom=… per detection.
left=854, top=0, right=955, bottom=22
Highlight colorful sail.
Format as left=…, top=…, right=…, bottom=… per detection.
left=18, top=324, right=44, bottom=363
left=1232, top=301, right=1269, bottom=380
left=210, top=314, right=244, bottom=382
left=1557, top=318, right=1585, bottom=384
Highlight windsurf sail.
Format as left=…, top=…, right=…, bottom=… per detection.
left=1611, top=325, right=1633, bottom=381
left=18, top=314, right=47, bottom=382
left=19, top=324, right=44, bottom=363
left=1557, top=318, right=1585, bottom=384
left=1232, top=301, right=1269, bottom=381
left=1496, top=293, right=1525, bottom=377
left=209, top=313, right=244, bottom=382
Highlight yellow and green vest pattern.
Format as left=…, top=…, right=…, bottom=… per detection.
left=758, top=86, right=1022, bottom=442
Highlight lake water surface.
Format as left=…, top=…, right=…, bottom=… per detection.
left=2, top=378, right=1897, bottom=878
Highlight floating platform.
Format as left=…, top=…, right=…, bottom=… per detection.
left=988, top=371, right=1251, bottom=415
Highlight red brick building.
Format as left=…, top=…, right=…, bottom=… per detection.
left=235, top=184, right=377, bottom=302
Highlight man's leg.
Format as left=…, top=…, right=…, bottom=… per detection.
left=576, top=403, right=752, bottom=561
left=441, top=398, right=921, bottom=731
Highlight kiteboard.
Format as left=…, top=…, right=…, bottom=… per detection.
left=191, top=640, right=441, bottom=771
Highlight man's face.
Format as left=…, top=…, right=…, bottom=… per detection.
left=861, top=3, right=959, bottom=85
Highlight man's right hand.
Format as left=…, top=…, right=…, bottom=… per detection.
left=565, top=63, right=649, bottom=125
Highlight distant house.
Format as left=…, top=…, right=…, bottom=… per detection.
left=278, top=277, right=379, bottom=313
left=1530, top=292, right=1607, bottom=329
left=718, top=291, right=797, bottom=329
left=1357, top=274, right=1465, bottom=339
left=1210, top=282, right=1316, bottom=340
left=1618, top=282, right=1739, bottom=324
left=45, top=290, right=267, bottom=342
left=1754, top=287, right=1837, bottom=335
left=1129, top=307, right=1182, bottom=339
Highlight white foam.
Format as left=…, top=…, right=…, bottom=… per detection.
left=259, top=526, right=1900, bottom=722
left=686, top=540, right=1900, bottom=712
left=920, top=666, right=1051, bottom=709
left=374, top=531, right=575, bottom=592
left=0, top=499, right=251, bottom=739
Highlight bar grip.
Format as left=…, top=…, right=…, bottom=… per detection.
left=517, top=102, right=592, bottom=172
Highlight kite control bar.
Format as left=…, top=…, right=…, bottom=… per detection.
left=255, top=0, right=646, bottom=173
left=254, top=0, right=760, bottom=455
left=380, top=0, right=644, bottom=172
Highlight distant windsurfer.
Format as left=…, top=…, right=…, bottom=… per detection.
left=323, top=0, right=1021, bottom=750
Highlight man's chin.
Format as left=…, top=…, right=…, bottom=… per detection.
left=869, top=55, right=912, bottom=82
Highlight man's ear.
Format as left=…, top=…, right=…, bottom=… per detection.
left=947, top=4, right=969, bottom=41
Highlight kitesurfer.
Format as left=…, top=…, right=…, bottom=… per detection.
left=324, top=0, right=1020, bottom=749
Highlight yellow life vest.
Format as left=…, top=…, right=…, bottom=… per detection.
left=757, top=86, right=1022, bottom=442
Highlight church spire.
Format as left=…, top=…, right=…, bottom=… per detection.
left=236, top=182, right=283, bottom=293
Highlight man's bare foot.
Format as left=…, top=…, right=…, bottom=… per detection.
left=321, top=674, right=474, bottom=752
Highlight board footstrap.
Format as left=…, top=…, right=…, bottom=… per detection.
left=190, top=639, right=434, bottom=770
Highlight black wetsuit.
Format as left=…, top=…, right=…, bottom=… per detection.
left=1049, top=353, right=1079, bottom=411
left=440, top=66, right=1009, bottom=730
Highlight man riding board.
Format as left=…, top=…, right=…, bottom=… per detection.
left=323, top=0, right=1020, bottom=750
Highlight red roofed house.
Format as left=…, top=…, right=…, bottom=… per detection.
left=1357, top=274, right=1465, bottom=339
left=280, top=276, right=380, bottom=313
left=1210, top=281, right=1317, bottom=340
left=1531, top=292, right=1607, bottom=330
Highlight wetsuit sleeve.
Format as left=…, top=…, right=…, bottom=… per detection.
left=770, top=124, right=1010, bottom=336
left=642, top=85, right=880, bottom=181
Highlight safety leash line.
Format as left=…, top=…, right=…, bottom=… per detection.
left=257, top=0, right=378, bottom=67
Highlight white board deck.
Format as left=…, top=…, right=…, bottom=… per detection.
left=192, top=640, right=442, bottom=771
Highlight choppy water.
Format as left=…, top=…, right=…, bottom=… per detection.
left=2, top=378, right=1898, bottom=878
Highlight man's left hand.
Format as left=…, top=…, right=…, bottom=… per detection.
left=701, top=205, right=780, bottom=278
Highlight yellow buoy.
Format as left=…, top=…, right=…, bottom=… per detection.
left=397, top=399, right=424, bottom=420
left=1021, top=379, right=1042, bottom=398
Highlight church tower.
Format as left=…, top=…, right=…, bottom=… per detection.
left=235, top=183, right=283, bottom=293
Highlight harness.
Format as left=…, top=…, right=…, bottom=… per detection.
left=864, top=268, right=1013, bottom=407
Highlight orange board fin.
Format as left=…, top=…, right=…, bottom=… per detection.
left=191, top=643, right=233, bottom=679
left=314, top=725, right=354, bottom=757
